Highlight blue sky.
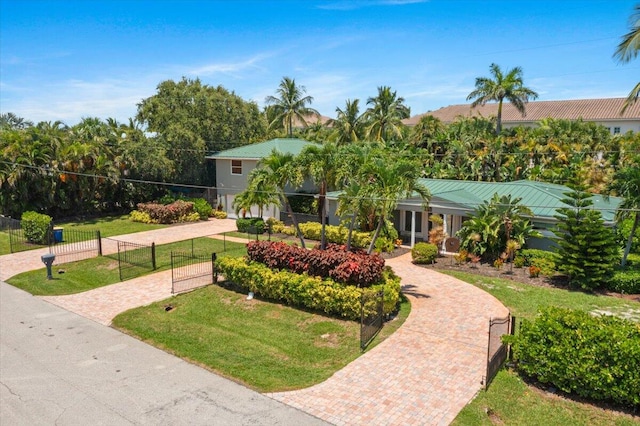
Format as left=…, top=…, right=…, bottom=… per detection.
left=1, top=0, right=638, bottom=125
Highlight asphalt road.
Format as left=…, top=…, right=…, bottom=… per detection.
left=0, top=282, right=328, bottom=426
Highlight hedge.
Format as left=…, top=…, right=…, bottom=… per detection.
left=216, top=256, right=401, bottom=320
left=21, top=211, right=52, bottom=244
left=236, top=217, right=265, bottom=233
left=280, top=222, right=373, bottom=249
left=608, top=269, right=640, bottom=294
left=506, top=307, right=640, bottom=408
left=135, top=200, right=197, bottom=224
left=411, top=242, right=439, bottom=264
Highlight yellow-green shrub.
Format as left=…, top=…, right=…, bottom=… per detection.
left=216, top=257, right=401, bottom=320
left=129, top=210, right=158, bottom=224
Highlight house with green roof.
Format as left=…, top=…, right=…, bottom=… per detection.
left=327, top=178, right=622, bottom=250
left=205, top=138, right=319, bottom=218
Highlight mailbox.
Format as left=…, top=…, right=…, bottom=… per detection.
left=41, top=253, right=56, bottom=280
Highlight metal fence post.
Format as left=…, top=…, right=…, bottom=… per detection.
left=212, top=252, right=217, bottom=283
left=151, top=242, right=157, bottom=270
left=96, top=230, right=102, bottom=256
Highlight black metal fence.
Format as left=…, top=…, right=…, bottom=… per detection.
left=171, top=252, right=216, bottom=294
left=115, top=240, right=156, bottom=281
left=484, top=314, right=514, bottom=389
left=49, top=229, right=102, bottom=264
left=3, top=217, right=48, bottom=253
left=360, top=289, right=384, bottom=350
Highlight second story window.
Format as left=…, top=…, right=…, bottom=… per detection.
left=231, top=160, right=242, bottom=175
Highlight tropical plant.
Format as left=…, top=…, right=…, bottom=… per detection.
left=613, top=4, right=640, bottom=113
left=330, top=99, right=364, bottom=144
left=466, top=63, right=539, bottom=134
left=265, top=77, right=319, bottom=138
left=457, top=193, right=540, bottom=260
left=364, top=86, right=410, bottom=142
left=607, top=162, right=640, bottom=267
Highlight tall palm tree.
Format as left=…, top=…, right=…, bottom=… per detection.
left=364, top=86, right=410, bottom=142
left=614, top=4, right=640, bottom=113
left=467, top=63, right=538, bottom=134
left=330, top=99, right=363, bottom=144
left=298, top=142, right=341, bottom=249
left=265, top=77, right=319, bottom=138
left=256, top=150, right=306, bottom=247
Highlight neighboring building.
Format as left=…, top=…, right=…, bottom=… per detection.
left=327, top=178, right=622, bottom=250
left=404, top=98, right=640, bottom=134
left=205, top=138, right=318, bottom=218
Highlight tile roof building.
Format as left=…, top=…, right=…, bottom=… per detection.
left=404, top=98, right=640, bottom=134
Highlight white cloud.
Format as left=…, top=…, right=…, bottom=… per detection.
left=186, top=53, right=271, bottom=77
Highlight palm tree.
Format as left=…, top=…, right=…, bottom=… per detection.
left=360, top=153, right=429, bottom=254
left=364, top=86, right=410, bottom=142
left=256, top=150, right=306, bottom=247
left=330, top=99, right=363, bottom=144
left=607, top=163, right=640, bottom=267
left=467, top=63, right=538, bottom=134
left=614, top=4, right=640, bottom=113
left=297, top=142, right=341, bottom=249
left=232, top=168, right=280, bottom=218
left=265, top=77, right=319, bottom=138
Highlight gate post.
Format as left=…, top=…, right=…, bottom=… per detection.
left=96, top=230, right=102, bottom=256
left=151, top=242, right=157, bottom=270
left=212, top=253, right=217, bottom=283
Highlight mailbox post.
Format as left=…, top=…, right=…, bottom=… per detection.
left=41, top=253, right=56, bottom=280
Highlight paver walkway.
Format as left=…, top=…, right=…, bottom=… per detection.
left=267, top=254, right=509, bottom=425
left=2, top=220, right=509, bottom=425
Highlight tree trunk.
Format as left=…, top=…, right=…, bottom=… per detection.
left=319, top=181, right=327, bottom=249
left=367, top=212, right=385, bottom=255
left=283, top=194, right=305, bottom=248
left=496, top=99, right=503, bottom=134
left=622, top=211, right=639, bottom=267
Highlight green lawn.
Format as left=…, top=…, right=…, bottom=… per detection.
left=0, top=232, right=9, bottom=256
left=449, top=270, right=640, bottom=425
left=7, top=237, right=247, bottom=295
left=112, top=285, right=410, bottom=392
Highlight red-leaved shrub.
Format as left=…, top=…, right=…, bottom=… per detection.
left=246, top=241, right=384, bottom=287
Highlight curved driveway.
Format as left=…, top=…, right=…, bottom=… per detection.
left=1, top=220, right=508, bottom=425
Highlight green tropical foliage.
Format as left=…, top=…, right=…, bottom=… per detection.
left=265, top=77, right=319, bottom=138
left=613, top=4, right=640, bottom=113
left=364, top=86, right=410, bottom=142
left=457, top=193, right=540, bottom=260
left=466, top=63, right=539, bottom=134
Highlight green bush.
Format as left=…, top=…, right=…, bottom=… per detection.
left=266, top=217, right=285, bottom=233
left=513, top=255, right=526, bottom=268
left=506, top=307, right=640, bottom=408
left=411, top=242, right=439, bottom=264
left=216, top=256, right=401, bottom=320
left=608, top=270, right=640, bottom=294
left=236, top=217, right=265, bottom=233
left=374, top=237, right=395, bottom=253
left=278, top=222, right=373, bottom=249
left=191, top=198, right=213, bottom=220
left=21, top=211, right=52, bottom=244
left=288, top=193, right=317, bottom=214
left=530, top=257, right=556, bottom=277
left=519, top=249, right=558, bottom=266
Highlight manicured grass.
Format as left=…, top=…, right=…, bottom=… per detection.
left=0, top=232, right=9, bottom=256
left=55, top=214, right=167, bottom=237
left=448, top=270, right=640, bottom=425
left=112, top=283, right=410, bottom=392
left=7, top=238, right=247, bottom=295
left=442, top=270, right=640, bottom=322
left=453, top=370, right=640, bottom=426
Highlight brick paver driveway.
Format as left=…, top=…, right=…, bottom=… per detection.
left=268, top=253, right=509, bottom=425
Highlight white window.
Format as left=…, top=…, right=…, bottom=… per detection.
left=231, top=160, right=242, bottom=175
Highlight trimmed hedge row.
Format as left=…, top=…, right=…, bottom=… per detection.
left=506, top=307, right=640, bottom=408
left=236, top=217, right=265, bottom=233
left=281, top=222, right=373, bottom=249
left=609, top=269, right=640, bottom=294
left=133, top=200, right=199, bottom=224
left=215, top=256, right=401, bottom=320
left=246, top=241, right=384, bottom=287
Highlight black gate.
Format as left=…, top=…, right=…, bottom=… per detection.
left=49, top=229, right=102, bottom=264
left=171, top=252, right=216, bottom=294
left=484, top=314, right=513, bottom=389
left=360, top=289, right=384, bottom=350
left=115, top=240, right=156, bottom=281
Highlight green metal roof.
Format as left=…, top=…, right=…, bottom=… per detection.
left=206, top=138, right=318, bottom=160
left=417, top=178, right=621, bottom=223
